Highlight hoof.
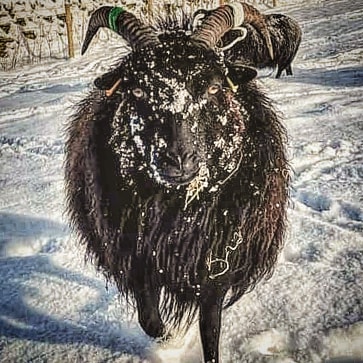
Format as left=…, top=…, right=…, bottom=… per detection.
left=155, top=332, right=172, bottom=344
left=140, top=319, right=167, bottom=340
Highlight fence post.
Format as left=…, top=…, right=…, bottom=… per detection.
left=273, top=0, right=277, bottom=6
left=64, top=1, right=74, bottom=58
left=147, top=0, right=153, bottom=20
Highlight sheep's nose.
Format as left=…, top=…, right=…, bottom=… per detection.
left=165, top=150, right=198, bottom=172
left=159, top=150, right=200, bottom=185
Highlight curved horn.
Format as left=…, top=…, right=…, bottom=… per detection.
left=191, top=9, right=209, bottom=31
left=81, top=6, right=160, bottom=55
left=190, top=5, right=236, bottom=50
left=191, top=3, right=274, bottom=60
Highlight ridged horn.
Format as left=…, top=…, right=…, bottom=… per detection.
left=190, top=5, right=236, bottom=50
left=191, top=3, right=274, bottom=60
left=81, top=6, right=160, bottom=55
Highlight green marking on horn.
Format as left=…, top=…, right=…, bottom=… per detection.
left=108, top=7, right=125, bottom=32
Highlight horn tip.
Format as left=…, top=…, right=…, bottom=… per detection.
left=268, top=46, right=274, bottom=60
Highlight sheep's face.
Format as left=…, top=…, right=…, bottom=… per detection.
left=110, top=39, right=256, bottom=193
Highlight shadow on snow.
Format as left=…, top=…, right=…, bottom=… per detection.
left=0, top=212, right=152, bottom=359
left=279, top=66, right=363, bottom=88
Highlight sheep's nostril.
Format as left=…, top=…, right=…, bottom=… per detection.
left=182, top=151, right=199, bottom=172
left=165, top=151, right=183, bottom=170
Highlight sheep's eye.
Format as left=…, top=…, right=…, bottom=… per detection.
left=208, top=84, right=222, bottom=95
left=132, top=88, right=145, bottom=98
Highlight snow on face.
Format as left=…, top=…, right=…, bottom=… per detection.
left=153, top=73, right=191, bottom=115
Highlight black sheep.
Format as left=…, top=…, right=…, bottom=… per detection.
left=64, top=4, right=290, bottom=363
left=194, top=9, right=302, bottom=78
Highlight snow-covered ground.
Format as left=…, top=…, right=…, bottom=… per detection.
left=0, top=0, right=362, bottom=362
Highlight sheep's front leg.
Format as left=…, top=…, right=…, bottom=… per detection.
left=135, top=287, right=166, bottom=339
left=199, top=288, right=227, bottom=363
left=285, top=64, right=293, bottom=76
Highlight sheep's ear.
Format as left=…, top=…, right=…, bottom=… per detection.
left=94, top=68, right=123, bottom=90
left=227, top=63, right=257, bottom=84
